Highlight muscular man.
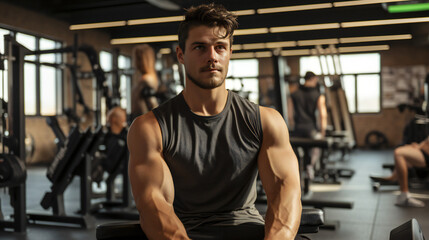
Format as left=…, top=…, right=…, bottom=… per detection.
left=371, top=138, right=428, bottom=207
left=289, top=71, right=327, bottom=179
left=128, top=3, right=301, bottom=240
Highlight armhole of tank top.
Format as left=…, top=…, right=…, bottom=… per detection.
left=152, top=109, right=167, bottom=153
left=256, top=105, right=263, bottom=144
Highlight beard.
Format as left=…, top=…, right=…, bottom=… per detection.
left=186, top=64, right=226, bottom=90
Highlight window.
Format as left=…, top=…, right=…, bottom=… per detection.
left=2, top=29, right=63, bottom=116
left=300, top=53, right=381, bottom=113
left=118, top=55, right=132, bottom=112
left=99, top=51, right=132, bottom=115
left=226, top=59, right=259, bottom=104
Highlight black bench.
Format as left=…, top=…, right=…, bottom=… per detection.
left=95, top=208, right=324, bottom=240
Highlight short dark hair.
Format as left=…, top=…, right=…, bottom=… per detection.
left=178, top=3, right=238, bottom=52
left=304, top=71, right=316, bottom=81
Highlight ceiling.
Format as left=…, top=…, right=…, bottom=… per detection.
left=2, top=0, right=429, bottom=53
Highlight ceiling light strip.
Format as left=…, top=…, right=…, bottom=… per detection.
left=232, top=9, right=256, bottom=16
left=234, top=28, right=269, bottom=35
left=257, top=3, right=332, bottom=14
left=334, top=0, right=409, bottom=7
left=270, top=23, right=340, bottom=33
left=266, top=41, right=297, bottom=48
left=128, top=16, right=184, bottom=25
left=298, top=38, right=339, bottom=46
left=255, top=51, right=273, bottom=58
left=281, top=49, right=312, bottom=56
left=340, top=34, right=412, bottom=43
left=231, top=52, right=256, bottom=59
left=338, top=45, right=390, bottom=53
left=70, top=21, right=127, bottom=30
left=342, top=17, right=429, bottom=28
left=111, top=35, right=178, bottom=45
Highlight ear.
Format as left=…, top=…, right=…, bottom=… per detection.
left=176, top=46, right=184, bottom=64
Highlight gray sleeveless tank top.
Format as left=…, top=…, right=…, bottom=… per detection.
left=152, top=90, right=265, bottom=230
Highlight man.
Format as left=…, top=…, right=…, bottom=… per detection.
left=289, top=71, right=327, bottom=179
left=106, top=106, right=127, bottom=135
left=128, top=3, right=301, bottom=240
left=370, top=137, right=428, bottom=207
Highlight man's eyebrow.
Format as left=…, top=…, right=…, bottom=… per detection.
left=191, top=41, right=206, bottom=46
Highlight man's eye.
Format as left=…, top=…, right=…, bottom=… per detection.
left=194, top=45, right=203, bottom=50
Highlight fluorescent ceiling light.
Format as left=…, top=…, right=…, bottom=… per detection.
left=266, top=41, right=297, bottom=48
left=270, top=23, right=340, bottom=33
left=231, top=51, right=273, bottom=59
left=257, top=3, right=332, bottom=14
left=234, top=41, right=296, bottom=51
left=281, top=49, right=311, bottom=56
left=231, top=52, right=256, bottom=59
left=388, top=3, right=429, bottom=13
left=159, top=48, right=172, bottom=54
left=298, top=38, right=339, bottom=46
left=232, top=44, right=242, bottom=50
left=111, top=35, right=178, bottom=45
left=234, top=28, right=269, bottom=35
left=242, top=43, right=266, bottom=50
left=232, top=9, right=256, bottom=16
left=71, top=9, right=254, bottom=30
left=341, top=17, right=429, bottom=28
left=128, top=16, right=184, bottom=25
left=70, top=21, right=126, bottom=30
left=334, top=0, right=409, bottom=7
left=340, top=34, right=412, bottom=43
left=338, top=45, right=390, bottom=53
left=255, top=51, right=273, bottom=58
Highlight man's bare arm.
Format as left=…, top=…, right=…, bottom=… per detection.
left=317, top=95, right=328, bottom=137
left=128, top=113, right=189, bottom=240
left=258, top=106, right=302, bottom=240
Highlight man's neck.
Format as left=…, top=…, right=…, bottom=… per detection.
left=182, top=85, right=228, bottom=116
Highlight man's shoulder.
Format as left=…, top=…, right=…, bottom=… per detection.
left=130, top=111, right=158, bottom=131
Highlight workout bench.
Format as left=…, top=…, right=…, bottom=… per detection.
left=95, top=208, right=324, bottom=240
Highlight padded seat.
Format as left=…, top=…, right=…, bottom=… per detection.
left=96, top=208, right=324, bottom=240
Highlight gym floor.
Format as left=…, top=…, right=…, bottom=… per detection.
left=0, top=149, right=428, bottom=240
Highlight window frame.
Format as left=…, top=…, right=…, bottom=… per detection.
left=1, top=25, right=64, bottom=116
left=300, top=53, right=381, bottom=114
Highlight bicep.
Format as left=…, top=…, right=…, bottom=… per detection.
left=257, top=107, right=300, bottom=196
left=128, top=114, right=175, bottom=210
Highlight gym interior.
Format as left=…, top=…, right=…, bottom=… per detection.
left=0, top=0, right=428, bottom=239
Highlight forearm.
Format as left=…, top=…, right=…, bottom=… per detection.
left=264, top=184, right=302, bottom=240
left=138, top=193, right=190, bottom=240
left=319, top=113, right=327, bottom=136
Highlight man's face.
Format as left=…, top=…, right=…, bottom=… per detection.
left=177, top=25, right=232, bottom=89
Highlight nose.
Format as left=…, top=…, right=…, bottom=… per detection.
left=207, top=46, right=218, bottom=64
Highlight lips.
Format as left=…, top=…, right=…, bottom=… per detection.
left=201, top=66, right=221, bottom=72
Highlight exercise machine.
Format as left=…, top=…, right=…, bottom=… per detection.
left=0, top=35, right=28, bottom=233
left=91, top=127, right=137, bottom=220
left=27, top=126, right=104, bottom=228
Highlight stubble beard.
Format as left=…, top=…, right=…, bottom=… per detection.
left=186, top=66, right=226, bottom=90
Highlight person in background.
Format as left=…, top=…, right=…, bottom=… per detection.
left=131, top=44, right=160, bottom=121
left=106, top=106, right=127, bottom=135
left=371, top=137, right=428, bottom=207
left=289, top=71, right=327, bottom=179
